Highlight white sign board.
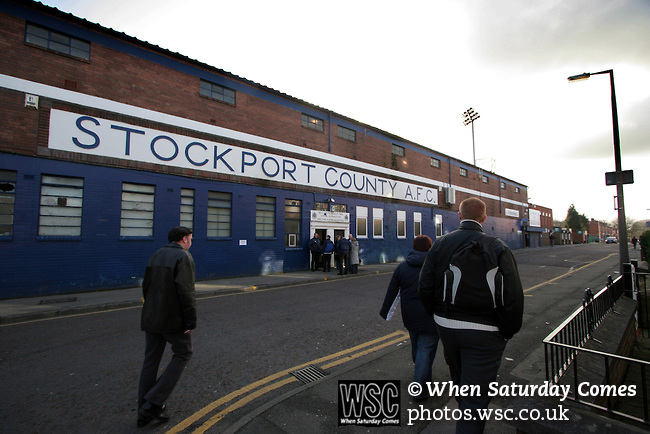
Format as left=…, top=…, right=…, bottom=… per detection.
left=48, top=110, right=439, bottom=206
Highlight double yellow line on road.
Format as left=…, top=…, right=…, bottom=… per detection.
left=167, top=330, right=410, bottom=433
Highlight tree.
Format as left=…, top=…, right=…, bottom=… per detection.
left=565, top=204, right=588, bottom=232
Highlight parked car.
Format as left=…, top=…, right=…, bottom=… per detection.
left=605, top=236, right=617, bottom=244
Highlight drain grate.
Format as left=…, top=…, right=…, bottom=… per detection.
left=290, top=365, right=329, bottom=384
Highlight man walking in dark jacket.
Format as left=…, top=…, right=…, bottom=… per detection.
left=419, top=198, right=523, bottom=433
left=137, top=226, right=196, bottom=428
left=380, top=235, right=438, bottom=401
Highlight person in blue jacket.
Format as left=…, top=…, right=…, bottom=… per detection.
left=321, top=235, right=334, bottom=272
left=380, top=235, right=438, bottom=401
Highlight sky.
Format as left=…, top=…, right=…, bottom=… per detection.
left=38, top=0, right=650, bottom=224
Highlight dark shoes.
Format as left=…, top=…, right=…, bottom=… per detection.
left=137, top=403, right=169, bottom=427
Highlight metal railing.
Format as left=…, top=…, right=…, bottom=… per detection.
left=543, top=273, right=650, bottom=425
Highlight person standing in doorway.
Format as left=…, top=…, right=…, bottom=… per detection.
left=321, top=235, right=334, bottom=272
left=308, top=233, right=321, bottom=271
left=137, top=226, right=196, bottom=428
left=336, top=234, right=351, bottom=275
left=349, top=234, right=360, bottom=274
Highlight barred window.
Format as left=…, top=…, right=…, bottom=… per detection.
left=413, top=212, right=422, bottom=237
left=356, top=206, right=368, bottom=238
left=207, top=191, right=232, bottom=237
left=25, top=23, right=90, bottom=60
left=200, top=79, right=236, bottom=105
left=0, top=170, right=17, bottom=236
left=120, top=182, right=154, bottom=237
left=435, top=214, right=443, bottom=237
left=301, top=114, right=324, bottom=132
left=373, top=208, right=384, bottom=238
left=285, top=199, right=301, bottom=247
left=397, top=210, right=406, bottom=239
left=180, top=188, right=194, bottom=229
left=256, top=196, right=276, bottom=238
left=337, top=125, right=356, bottom=142
left=39, top=175, right=83, bottom=236
left=392, top=144, right=405, bottom=157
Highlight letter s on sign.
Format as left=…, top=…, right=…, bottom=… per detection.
left=73, top=116, right=100, bottom=149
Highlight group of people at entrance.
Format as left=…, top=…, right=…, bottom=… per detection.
left=308, top=233, right=359, bottom=275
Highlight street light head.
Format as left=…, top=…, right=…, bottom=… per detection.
left=568, top=73, right=591, bottom=82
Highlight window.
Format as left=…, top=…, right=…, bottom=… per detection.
left=256, top=196, right=275, bottom=238
left=0, top=170, right=16, bottom=236
left=460, top=167, right=468, bottom=177
left=207, top=191, right=232, bottom=237
left=431, top=157, right=440, bottom=168
left=180, top=188, right=194, bottom=229
left=285, top=199, right=301, bottom=247
left=392, top=144, right=405, bottom=157
left=413, top=212, right=422, bottom=237
left=331, top=203, right=347, bottom=213
left=397, top=210, right=406, bottom=238
left=373, top=208, right=384, bottom=238
left=39, top=175, right=83, bottom=237
left=435, top=214, right=443, bottom=237
left=515, top=187, right=520, bottom=193
left=314, top=201, right=328, bottom=211
left=337, top=125, right=356, bottom=142
left=121, top=183, right=154, bottom=237
left=25, top=23, right=90, bottom=61
left=482, top=175, right=489, bottom=184
left=356, top=206, right=368, bottom=238
left=301, top=113, right=324, bottom=132
left=500, top=181, right=506, bottom=190
left=200, top=79, right=236, bottom=105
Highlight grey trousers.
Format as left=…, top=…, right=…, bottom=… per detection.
left=138, top=331, right=193, bottom=409
left=436, top=325, right=507, bottom=434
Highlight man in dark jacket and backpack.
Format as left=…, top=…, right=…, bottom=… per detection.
left=137, top=226, right=196, bottom=427
left=380, top=235, right=438, bottom=401
left=419, top=198, right=523, bottom=434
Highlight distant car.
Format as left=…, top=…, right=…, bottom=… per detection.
left=605, top=236, right=617, bottom=244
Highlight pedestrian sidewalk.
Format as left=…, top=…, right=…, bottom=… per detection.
left=0, top=262, right=398, bottom=325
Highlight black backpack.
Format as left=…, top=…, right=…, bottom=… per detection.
left=443, top=233, right=504, bottom=314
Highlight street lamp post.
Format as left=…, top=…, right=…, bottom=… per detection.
left=568, top=69, right=630, bottom=272
left=463, top=107, right=480, bottom=166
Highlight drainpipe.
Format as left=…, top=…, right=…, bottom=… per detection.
left=328, top=111, right=332, bottom=153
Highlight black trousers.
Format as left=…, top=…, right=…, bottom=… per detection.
left=436, top=325, right=506, bottom=434
left=138, top=331, right=193, bottom=409
left=310, top=252, right=321, bottom=270
left=322, top=253, right=332, bottom=271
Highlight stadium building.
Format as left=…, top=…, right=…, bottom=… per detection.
left=0, top=0, right=531, bottom=298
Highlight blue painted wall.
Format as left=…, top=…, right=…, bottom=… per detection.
left=1, top=154, right=522, bottom=299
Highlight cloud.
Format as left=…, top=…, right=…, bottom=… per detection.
left=465, top=0, right=650, bottom=70
left=565, top=96, right=650, bottom=158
